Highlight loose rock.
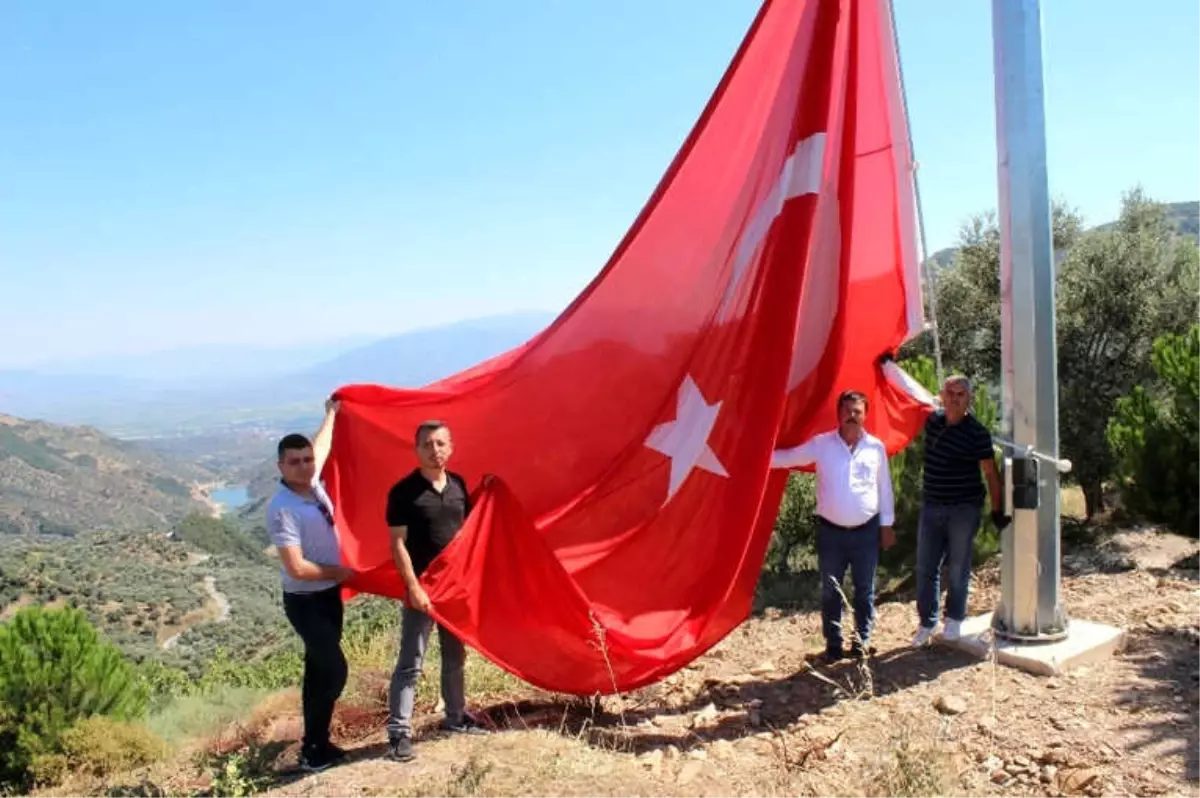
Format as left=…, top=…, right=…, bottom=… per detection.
left=934, top=695, right=968, bottom=715
left=749, top=661, right=776, bottom=676
left=1041, top=765, right=1059, bottom=784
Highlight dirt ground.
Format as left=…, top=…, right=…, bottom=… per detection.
left=80, top=528, right=1200, bottom=798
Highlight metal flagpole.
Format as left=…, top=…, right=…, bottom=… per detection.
left=990, top=0, right=1067, bottom=641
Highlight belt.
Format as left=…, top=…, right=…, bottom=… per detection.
left=816, top=514, right=879, bottom=532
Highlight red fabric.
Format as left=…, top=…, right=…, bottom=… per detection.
left=326, top=0, right=932, bottom=694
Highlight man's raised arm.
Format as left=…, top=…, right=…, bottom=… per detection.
left=771, top=437, right=821, bottom=469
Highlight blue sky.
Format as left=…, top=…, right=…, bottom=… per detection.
left=1, top=1, right=1196, bottom=366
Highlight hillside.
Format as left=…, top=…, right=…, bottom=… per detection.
left=0, top=413, right=212, bottom=536
left=0, top=520, right=281, bottom=672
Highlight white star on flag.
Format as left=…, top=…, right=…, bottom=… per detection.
left=644, top=375, right=730, bottom=502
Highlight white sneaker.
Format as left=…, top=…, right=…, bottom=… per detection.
left=911, top=625, right=938, bottom=647
left=942, top=619, right=963, bottom=641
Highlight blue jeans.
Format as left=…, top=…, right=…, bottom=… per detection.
left=916, top=503, right=982, bottom=628
left=816, top=516, right=880, bottom=651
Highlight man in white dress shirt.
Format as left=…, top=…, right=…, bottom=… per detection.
left=772, top=390, right=896, bottom=662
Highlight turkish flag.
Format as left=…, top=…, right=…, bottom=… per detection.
left=327, top=0, right=933, bottom=694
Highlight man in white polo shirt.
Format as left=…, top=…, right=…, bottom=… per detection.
left=772, top=390, right=895, bottom=662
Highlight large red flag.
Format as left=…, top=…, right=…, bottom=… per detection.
left=326, top=0, right=934, bottom=694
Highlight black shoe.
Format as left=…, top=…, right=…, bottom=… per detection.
left=321, top=742, right=348, bottom=762
left=443, top=713, right=490, bottom=735
left=299, top=746, right=335, bottom=773
left=815, top=647, right=845, bottom=665
left=849, top=642, right=875, bottom=660
left=386, top=735, right=415, bottom=763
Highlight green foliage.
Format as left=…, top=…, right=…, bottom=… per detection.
left=0, top=606, right=148, bottom=790
left=172, top=514, right=265, bottom=561
left=1107, top=325, right=1200, bottom=536
left=765, top=473, right=817, bottom=575
left=909, top=203, right=1084, bottom=385
left=1057, top=190, right=1199, bottom=516
left=916, top=188, right=1198, bottom=519
left=202, top=741, right=287, bottom=798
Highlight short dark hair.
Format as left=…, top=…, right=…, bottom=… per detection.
left=837, top=390, right=869, bottom=412
left=277, top=433, right=313, bottom=460
left=414, top=420, right=449, bottom=445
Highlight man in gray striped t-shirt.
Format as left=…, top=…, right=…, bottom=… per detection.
left=911, top=375, right=1009, bottom=647
left=267, top=427, right=352, bottom=773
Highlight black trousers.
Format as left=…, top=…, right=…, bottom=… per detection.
left=282, top=586, right=348, bottom=751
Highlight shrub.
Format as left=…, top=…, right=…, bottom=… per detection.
left=765, top=473, right=818, bottom=574
left=1107, top=325, right=1200, bottom=536
left=0, top=606, right=148, bottom=790
left=30, top=716, right=165, bottom=785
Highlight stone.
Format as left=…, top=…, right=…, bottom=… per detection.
left=983, top=755, right=1004, bottom=772
left=1041, top=765, right=1058, bottom=784
left=1013, top=755, right=1031, bottom=768
left=664, top=745, right=681, bottom=760
left=638, top=749, right=663, bottom=774
left=934, top=695, right=968, bottom=715
left=652, top=713, right=688, bottom=730
left=991, top=769, right=1010, bottom=784
left=687, top=748, right=708, bottom=761
left=977, top=715, right=997, bottom=732
left=1062, top=767, right=1101, bottom=792
left=690, top=703, right=719, bottom=728
left=749, top=661, right=777, bottom=676
left=1040, top=748, right=1070, bottom=766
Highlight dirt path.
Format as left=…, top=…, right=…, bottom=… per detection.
left=161, top=575, right=231, bottom=649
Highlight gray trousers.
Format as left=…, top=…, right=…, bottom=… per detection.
left=386, top=605, right=466, bottom=739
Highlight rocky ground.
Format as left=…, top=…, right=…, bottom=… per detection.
left=60, top=528, right=1199, bottom=798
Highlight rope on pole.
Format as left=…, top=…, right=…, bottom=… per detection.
left=886, top=0, right=945, bottom=387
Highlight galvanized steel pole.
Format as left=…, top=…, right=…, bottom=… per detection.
left=991, top=0, right=1068, bottom=641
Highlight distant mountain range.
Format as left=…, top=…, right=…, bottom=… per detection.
left=0, top=311, right=555, bottom=436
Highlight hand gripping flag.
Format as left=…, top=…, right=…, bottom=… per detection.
left=326, top=0, right=935, bottom=695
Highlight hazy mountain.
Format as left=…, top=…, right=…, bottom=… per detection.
left=29, top=336, right=378, bottom=385
left=251, top=311, right=553, bottom=405
left=0, top=413, right=213, bottom=536
left=0, top=311, right=555, bottom=437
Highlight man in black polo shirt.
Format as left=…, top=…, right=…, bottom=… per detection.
left=912, top=375, right=1009, bottom=647
left=383, top=420, right=486, bottom=763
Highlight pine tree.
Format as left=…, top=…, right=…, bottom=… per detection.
left=0, top=606, right=147, bottom=789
